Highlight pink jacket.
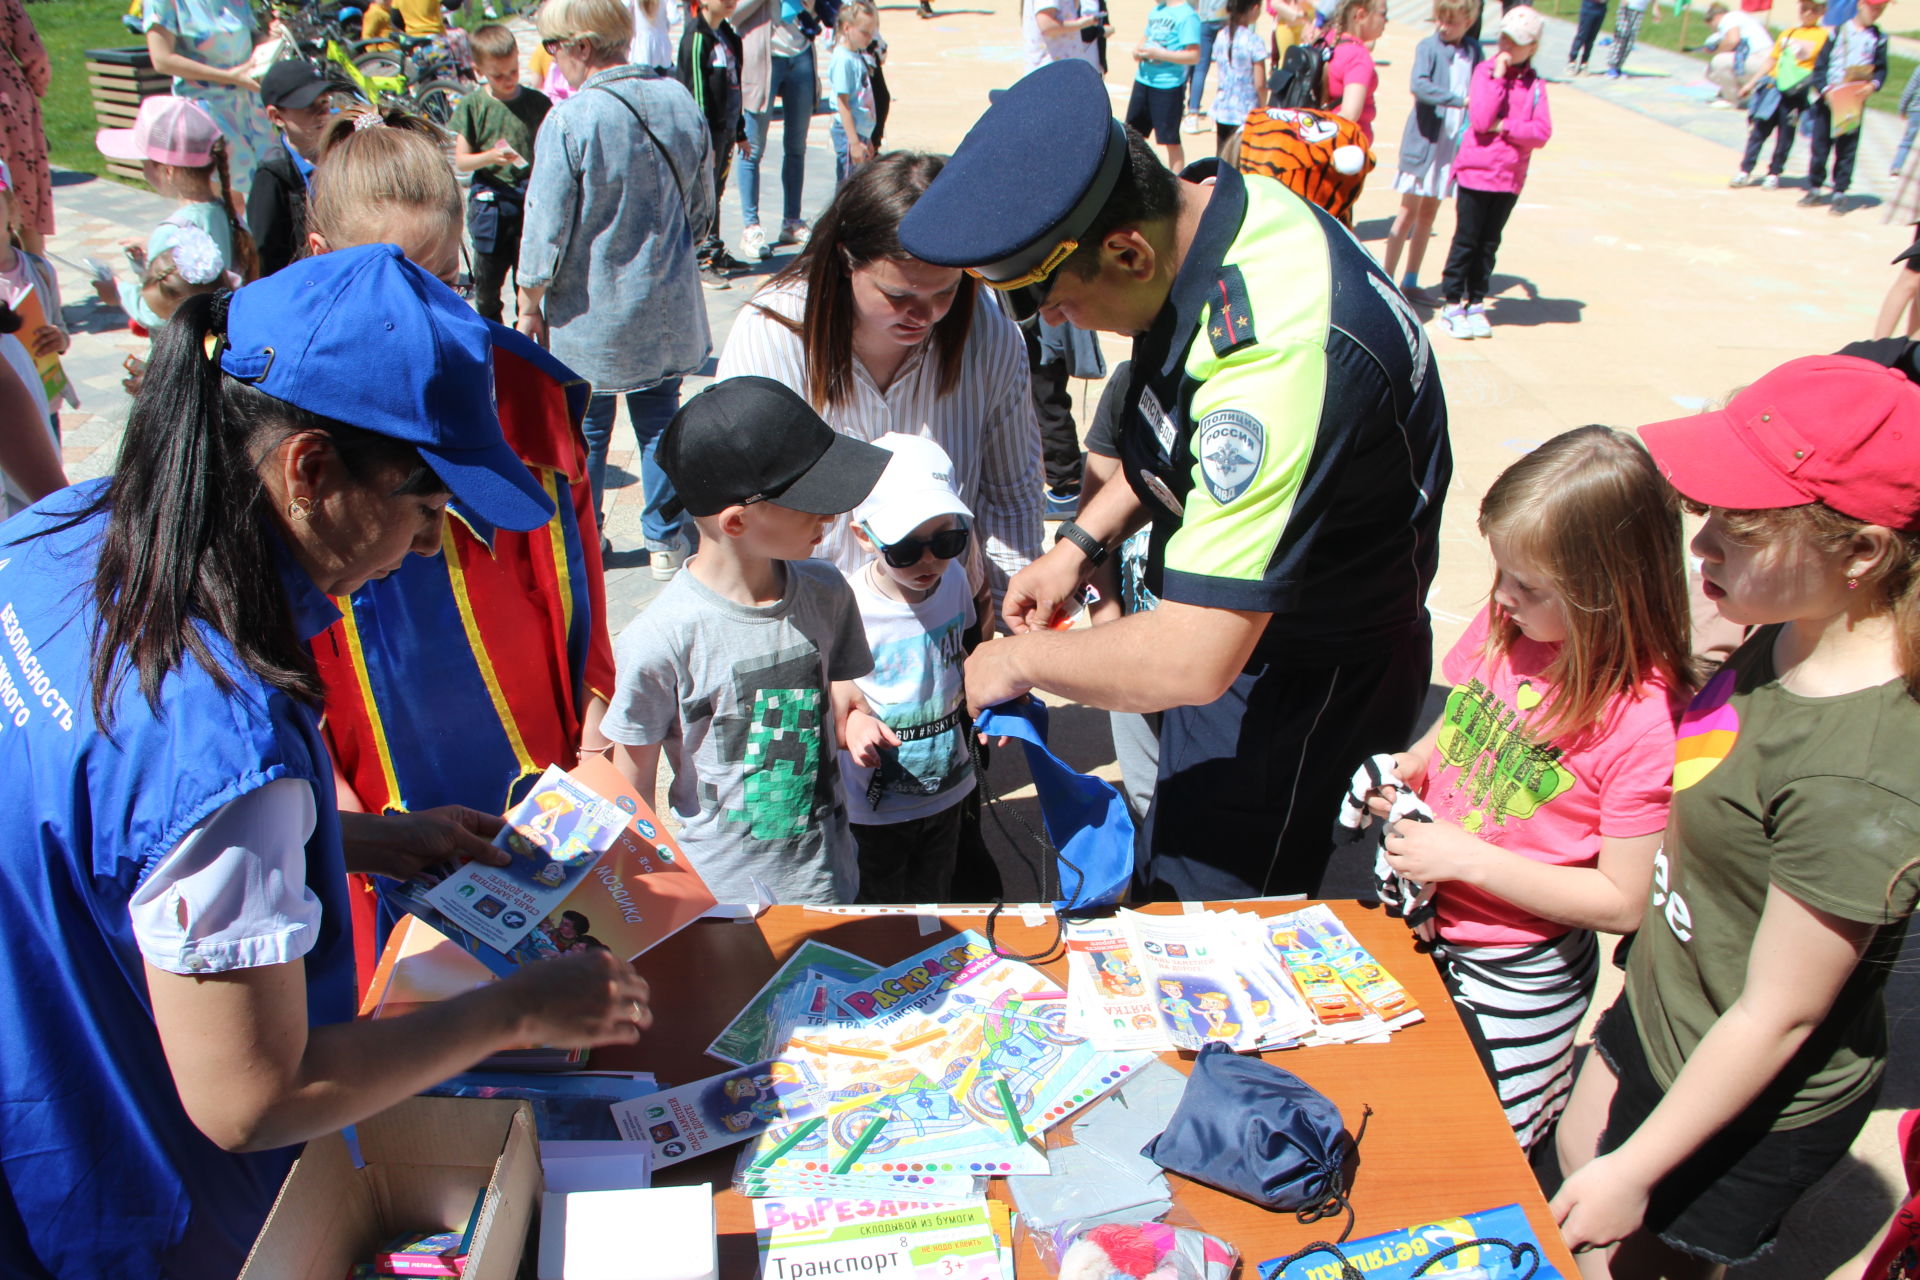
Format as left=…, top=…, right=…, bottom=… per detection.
left=1453, top=60, right=1552, bottom=194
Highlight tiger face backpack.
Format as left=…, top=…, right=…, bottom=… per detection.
left=1233, top=106, right=1376, bottom=226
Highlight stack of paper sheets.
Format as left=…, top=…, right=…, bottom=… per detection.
left=1064, top=906, right=1423, bottom=1053
left=610, top=931, right=1153, bottom=1201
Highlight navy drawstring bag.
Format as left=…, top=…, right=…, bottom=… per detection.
left=1142, top=1043, right=1369, bottom=1239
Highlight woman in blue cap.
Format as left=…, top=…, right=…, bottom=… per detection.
left=0, top=244, right=653, bottom=1278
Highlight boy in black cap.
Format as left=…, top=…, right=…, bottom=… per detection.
left=601, top=377, right=896, bottom=906
left=247, top=62, right=337, bottom=276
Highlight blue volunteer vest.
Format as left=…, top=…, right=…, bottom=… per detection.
left=0, top=480, right=358, bottom=1278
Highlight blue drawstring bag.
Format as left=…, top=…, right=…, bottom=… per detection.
left=973, top=696, right=1132, bottom=912
left=1142, top=1043, right=1368, bottom=1238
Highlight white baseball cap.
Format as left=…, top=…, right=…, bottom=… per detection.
left=852, top=433, right=973, bottom=546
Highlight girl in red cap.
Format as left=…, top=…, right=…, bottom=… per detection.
left=1552, top=353, right=1920, bottom=1277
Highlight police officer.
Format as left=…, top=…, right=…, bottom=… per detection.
left=902, top=59, right=1452, bottom=898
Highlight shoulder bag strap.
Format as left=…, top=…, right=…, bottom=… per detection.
left=589, top=81, right=693, bottom=221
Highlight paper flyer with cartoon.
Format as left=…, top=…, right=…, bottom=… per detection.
left=1064, top=920, right=1163, bottom=1050
left=610, top=1058, right=826, bottom=1168
left=1266, top=903, right=1422, bottom=1032
left=423, top=764, right=628, bottom=953
left=1119, top=911, right=1264, bottom=1052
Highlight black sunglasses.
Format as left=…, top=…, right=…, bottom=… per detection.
left=878, top=526, right=969, bottom=569
left=541, top=36, right=572, bottom=53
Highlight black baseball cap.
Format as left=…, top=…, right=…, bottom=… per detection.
left=261, top=60, right=334, bottom=111
left=659, top=377, right=890, bottom=516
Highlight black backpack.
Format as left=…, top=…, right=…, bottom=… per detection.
left=1267, top=38, right=1331, bottom=110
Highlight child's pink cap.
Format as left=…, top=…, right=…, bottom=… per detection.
left=97, top=95, right=222, bottom=168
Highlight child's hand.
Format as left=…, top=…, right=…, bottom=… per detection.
left=120, top=237, right=148, bottom=271
left=1382, top=815, right=1483, bottom=886
left=843, top=706, right=900, bottom=768
left=28, top=325, right=68, bottom=359
left=1360, top=750, right=1428, bottom=820
left=850, top=137, right=873, bottom=165
left=1132, top=42, right=1155, bottom=60
left=1491, top=50, right=1512, bottom=77
left=122, top=354, right=147, bottom=398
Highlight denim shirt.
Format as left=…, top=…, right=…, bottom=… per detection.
left=519, top=65, right=715, bottom=391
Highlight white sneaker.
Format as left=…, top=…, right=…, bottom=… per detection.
left=650, top=542, right=688, bottom=581
left=1441, top=304, right=1475, bottom=339
left=1466, top=304, right=1493, bottom=338
left=740, top=223, right=769, bottom=260
left=1730, top=170, right=1750, bottom=187
left=1760, top=174, right=1780, bottom=190
left=1181, top=111, right=1210, bottom=134
left=776, top=220, right=811, bottom=248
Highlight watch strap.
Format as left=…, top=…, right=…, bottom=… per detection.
left=1055, top=521, right=1109, bottom=568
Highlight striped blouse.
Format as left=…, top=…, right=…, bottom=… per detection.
left=716, top=283, right=1047, bottom=603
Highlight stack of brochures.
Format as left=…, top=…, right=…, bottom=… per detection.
left=753, top=1196, right=1016, bottom=1280
left=607, top=931, right=1156, bottom=1201
left=1063, top=905, right=1423, bottom=1054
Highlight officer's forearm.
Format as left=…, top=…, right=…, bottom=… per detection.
left=1072, top=463, right=1151, bottom=551
left=1000, top=599, right=1269, bottom=713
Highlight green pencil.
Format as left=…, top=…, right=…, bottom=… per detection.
left=749, top=1116, right=824, bottom=1170
left=995, top=1077, right=1028, bottom=1146
left=833, top=1116, right=887, bottom=1174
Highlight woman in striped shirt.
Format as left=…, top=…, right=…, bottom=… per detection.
left=716, top=151, right=1046, bottom=610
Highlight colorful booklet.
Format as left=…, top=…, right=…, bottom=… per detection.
left=388, top=756, right=716, bottom=976
left=754, top=1199, right=1012, bottom=1280
left=423, top=764, right=628, bottom=953
left=1258, top=1203, right=1565, bottom=1279
left=610, top=1058, right=827, bottom=1169
left=10, top=284, right=67, bottom=405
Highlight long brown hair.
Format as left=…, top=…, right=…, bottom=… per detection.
left=758, top=152, right=977, bottom=411
left=1479, top=426, right=1697, bottom=740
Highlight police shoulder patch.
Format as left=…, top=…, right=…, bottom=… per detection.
left=1196, top=409, right=1264, bottom=505
left=1207, top=264, right=1258, bottom=357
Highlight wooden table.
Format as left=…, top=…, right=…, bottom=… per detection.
left=592, top=901, right=1580, bottom=1277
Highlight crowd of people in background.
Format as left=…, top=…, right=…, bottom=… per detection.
left=6, top=0, right=1920, bottom=1274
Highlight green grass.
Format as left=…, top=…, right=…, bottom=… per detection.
left=1533, top=0, right=1914, bottom=114
left=32, top=0, right=152, bottom=179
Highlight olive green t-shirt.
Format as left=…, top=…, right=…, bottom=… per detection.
left=449, top=84, right=551, bottom=186
left=1627, top=625, right=1920, bottom=1129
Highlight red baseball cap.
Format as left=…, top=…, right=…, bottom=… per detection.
left=1639, top=354, right=1920, bottom=531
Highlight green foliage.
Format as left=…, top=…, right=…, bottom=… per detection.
left=30, top=0, right=148, bottom=179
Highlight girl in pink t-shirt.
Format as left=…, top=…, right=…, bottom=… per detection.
left=1321, top=0, right=1385, bottom=144
left=1351, top=426, right=1695, bottom=1150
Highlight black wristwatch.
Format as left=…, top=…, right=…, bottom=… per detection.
left=1054, top=521, right=1109, bottom=568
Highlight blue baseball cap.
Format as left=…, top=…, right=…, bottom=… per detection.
left=220, top=244, right=555, bottom=532
left=897, top=60, right=1129, bottom=320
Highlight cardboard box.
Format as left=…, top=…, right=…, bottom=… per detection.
left=240, top=1096, right=540, bottom=1280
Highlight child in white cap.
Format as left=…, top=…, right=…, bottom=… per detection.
left=842, top=433, right=980, bottom=903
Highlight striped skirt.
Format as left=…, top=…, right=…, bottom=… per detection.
left=1432, top=931, right=1600, bottom=1151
